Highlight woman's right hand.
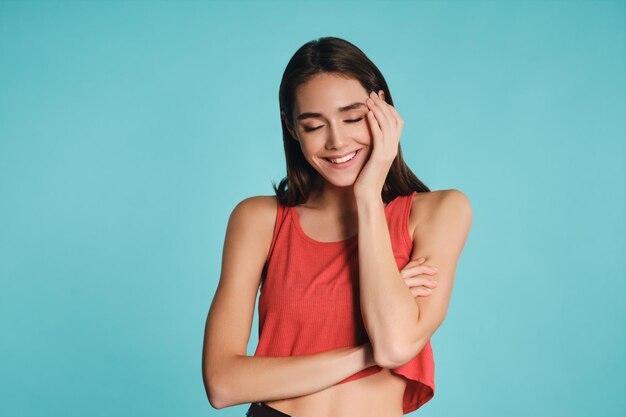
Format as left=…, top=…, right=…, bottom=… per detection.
left=400, top=257, right=439, bottom=297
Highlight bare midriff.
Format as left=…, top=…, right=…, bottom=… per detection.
left=264, top=368, right=406, bottom=417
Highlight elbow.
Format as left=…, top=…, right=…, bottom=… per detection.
left=203, top=367, right=232, bottom=409
left=374, top=353, right=403, bottom=369
left=373, top=336, right=427, bottom=369
left=205, top=376, right=232, bottom=409
left=206, top=383, right=229, bottom=410
left=372, top=340, right=411, bottom=369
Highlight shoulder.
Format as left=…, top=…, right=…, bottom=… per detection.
left=227, top=195, right=280, bottom=257
left=415, top=188, right=471, bottom=211
left=410, top=189, right=472, bottom=234
left=231, top=195, right=279, bottom=217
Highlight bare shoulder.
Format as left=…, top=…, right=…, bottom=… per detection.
left=203, top=195, right=280, bottom=388
left=410, top=189, right=472, bottom=234
left=228, top=195, right=279, bottom=260
left=231, top=195, right=278, bottom=219
left=413, top=188, right=471, bottom=211
left=232, top=194, right=278, bottom=209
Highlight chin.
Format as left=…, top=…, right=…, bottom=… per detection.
left=318, top=171, right=359, bottom=188
left=328, top=179, right=356, bottom=188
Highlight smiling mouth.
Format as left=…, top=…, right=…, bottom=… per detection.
left=323, top=149, right=360, bottom=164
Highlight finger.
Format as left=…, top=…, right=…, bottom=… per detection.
left=410, top=287, right=433, bottom=297
left=401, top=264, right=430, bottom=277
left=402, top=260, right=424, bottom=271
left=402, top=264, right=439, bottom=276
left=401, top=260, right=430, bottom=274
left=406, top=259, right=437, bottom=270
left=365, top=109, right=382, bottom=148
left=367, top=93, right=391, bottom=135
left=403, top=277, right=439, bottom=288
left=374, top=90, right=396, bottom=128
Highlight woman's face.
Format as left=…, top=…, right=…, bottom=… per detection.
left=286, top=73, right=375, bottom=188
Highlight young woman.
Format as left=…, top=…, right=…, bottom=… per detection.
left=202, top=37, right=472, bottom=417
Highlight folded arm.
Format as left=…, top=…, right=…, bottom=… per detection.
left=202, top=196, right=376, bottom=409
left=357, top=190, right=472, bottom=367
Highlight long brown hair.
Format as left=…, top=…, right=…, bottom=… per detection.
left=272, top=36, right=430, bottom=206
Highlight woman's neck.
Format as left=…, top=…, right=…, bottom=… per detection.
left=304, top=184, right=358, bottom=214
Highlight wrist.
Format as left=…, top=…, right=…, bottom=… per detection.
left=355, top=194, right=384, bottom=213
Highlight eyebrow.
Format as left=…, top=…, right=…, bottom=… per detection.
left=296, top=102, right=366, bottom=121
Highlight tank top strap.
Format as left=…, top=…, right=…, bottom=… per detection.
left=266, top=197, right=289, bottom=264
left=386, top=191, right=417, bottom=252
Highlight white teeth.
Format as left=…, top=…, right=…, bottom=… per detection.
left=327, top=150, right=357, bottom=164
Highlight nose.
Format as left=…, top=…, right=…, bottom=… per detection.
left=325, top=122, right=349, bottom=151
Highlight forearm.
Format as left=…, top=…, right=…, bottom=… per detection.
left=208, top=344, right=375, bottom=408
left=356, top=196, right=420, bottom=367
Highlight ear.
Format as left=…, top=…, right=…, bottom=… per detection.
left=281, top=111, right=299, bottom=141
left=378, top=90, right=386, bottom=101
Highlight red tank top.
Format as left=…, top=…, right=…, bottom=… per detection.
left=254, top=191, right=435, bottom=414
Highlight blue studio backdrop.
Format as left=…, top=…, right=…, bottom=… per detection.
left=0, top=1, right=624, bottom=416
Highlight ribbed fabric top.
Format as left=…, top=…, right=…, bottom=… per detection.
left=254, top=191, right=434, bottom=414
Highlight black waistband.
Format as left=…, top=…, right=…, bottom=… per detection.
left=246, top=402, right=294, bottom=417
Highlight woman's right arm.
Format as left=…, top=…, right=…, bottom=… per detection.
left=201, top=196, right=376, bottom=409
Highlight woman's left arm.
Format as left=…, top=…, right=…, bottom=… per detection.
left=356, top=189, right=472, bottom=369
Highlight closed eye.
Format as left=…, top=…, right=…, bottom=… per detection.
left=303, top=117, right=364, bottom=132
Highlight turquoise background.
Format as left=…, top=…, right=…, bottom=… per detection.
left=1, top=1, right=624, bottom=416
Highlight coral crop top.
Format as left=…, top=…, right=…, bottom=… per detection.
left=254, top=191, right=435, bottom=414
